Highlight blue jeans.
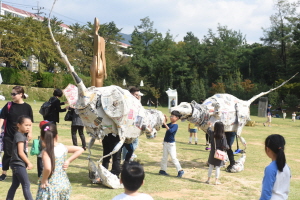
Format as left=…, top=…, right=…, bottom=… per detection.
left=6, top=165, right=33, bottom=200
left=122, top=138, right=139, bottom=161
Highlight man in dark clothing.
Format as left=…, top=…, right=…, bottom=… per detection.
left=44, top=89, right=68, bottom=124
left=225, top=132, right=236, bottom=172
left=102, top=133, right=122, bottom=177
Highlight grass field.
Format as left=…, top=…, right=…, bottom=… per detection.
left=0, top=101, right=299, bottom=200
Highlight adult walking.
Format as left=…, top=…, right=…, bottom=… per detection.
left=69, top=107, right=86, bottom=150
left=44, top=89, right=68, bottom=124
left=0, top=86, right=33, bottom=181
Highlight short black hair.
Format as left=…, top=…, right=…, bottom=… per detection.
left=121, top=161, right=144, bottom=192
left=171, top=110, right=182, bottom=119
left=129, top=87, right=140, bottom=94
left=53, top=88, right=63, bottom=97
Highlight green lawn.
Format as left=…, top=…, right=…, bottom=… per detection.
left=0, top=101, right=299, bottom=200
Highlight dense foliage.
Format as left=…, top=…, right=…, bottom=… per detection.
left=0, top=0, right=299, bottom=106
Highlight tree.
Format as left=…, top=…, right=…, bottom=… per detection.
left=261, top=0, right=300, bottom=77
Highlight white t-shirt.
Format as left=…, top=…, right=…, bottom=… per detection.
left=112, top=193, right=153, bottom=200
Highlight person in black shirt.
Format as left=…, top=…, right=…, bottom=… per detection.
left=44, top=89, right=68, bottom=124
left=6, top=115, right=33, bottom=200
left=0, top=86, right=33, bottom=181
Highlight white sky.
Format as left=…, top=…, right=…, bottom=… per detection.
left=3, top=0, right=279, bottom=43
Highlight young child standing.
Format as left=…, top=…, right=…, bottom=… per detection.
left=36, top=123, right=84, bottom=199
left=292, top=112, right=296, bottom=122
left=206, top=121, right=229, bottom=185
left=188, top=122, right=198, bottom=145
left=260, top=134, right=291, bottom=200
left=159, top=111, right=184, bottom=178
left=282, top=110, right=286, bottom=120
left=112, top=161, right=153, bottom=200
left=6, top=115, right=33, bottom=200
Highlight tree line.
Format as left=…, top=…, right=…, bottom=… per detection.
left=0, top=0, right=300, bottom=107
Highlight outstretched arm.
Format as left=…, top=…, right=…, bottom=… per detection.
left=63, top=146, right=84, bottom=170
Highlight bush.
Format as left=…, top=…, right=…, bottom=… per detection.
left=284, top=94, right=299, bottom=108
left=40, top=72, right=54, bottom=88
left=0, top=68, right=18, bottom=84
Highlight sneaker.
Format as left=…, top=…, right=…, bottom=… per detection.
left=177, top=170, right=184, bottom=178
left=205, top=147, right=211, bottom=150
left=226, top=165, right=233, bottom=172
left=159, top=170, right=169, bottom=176
left=215, top=181, right=222, bottom=185
left=205, top=180, right=210, bottom=184
left=0, top=174, right=6, bottom=181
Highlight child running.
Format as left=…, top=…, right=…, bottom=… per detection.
left=260, top=134, right=291, bottom=200
left=205, top=121, right=228, bottom=185
left=188, top=122, right=198, bottom=145
left=159, top=111, right=184, bottom=178
left=36, top=122, right=84, bottom=199
left=112, top=161, right=153, bottom=200
left=6, top=115, right=33, bottom=200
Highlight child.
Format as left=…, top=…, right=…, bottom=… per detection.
left=36, top=122, right=84, bottom=199
left=263, top=104, right=272, bottom=127
left=205, top=121, right=228, bottom=185
left=260, top=134, right=291, bottom=199
left=37, top=120, right=49, bottom=179
left=159, top=111, right=184, bottom=177
left=112, top=161, right=153, bottom=200
left=6, top=115, right=33, bottom=200
left=188, top=122, right=198, bottom=145
left=292, top=112, right=296, bottom=122
left=282, top=110, right=286, bottom=120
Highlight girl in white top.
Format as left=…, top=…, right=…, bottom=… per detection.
left=292, top=112, right=296, bottom=122
left=36, top=123, right=83, bottom=199
left=260, top=134, right=291, bottom=200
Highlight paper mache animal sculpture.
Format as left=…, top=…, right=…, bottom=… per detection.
left=48, top=2, right=164, bottom=189
left=171, top=73, right=298, bottom=172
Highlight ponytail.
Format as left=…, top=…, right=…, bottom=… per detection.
left=41, top=123, right=58, bottom=178
left=265, top=134, right=286, bottom=172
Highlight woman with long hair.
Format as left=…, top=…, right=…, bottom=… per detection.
left=0, top=86, right=33, bottom=181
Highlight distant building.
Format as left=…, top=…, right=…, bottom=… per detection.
left=117, top=42, right=132, bottom=57
left=0, top=2, right=71, bottom=33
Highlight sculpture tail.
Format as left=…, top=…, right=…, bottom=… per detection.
left=247, top=72, right=298, bottom=105
left=48, top=0, right=86, bottom=92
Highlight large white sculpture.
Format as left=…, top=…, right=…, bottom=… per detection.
left=171, top=73, right=297, bottom=172
left=48, top=2, right=164, bottom=189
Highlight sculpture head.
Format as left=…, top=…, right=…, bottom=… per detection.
left=170, top=102, right=192, bottom=120
left=143, top=109, right=165, bottom=139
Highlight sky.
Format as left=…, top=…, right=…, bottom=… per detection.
left=3, top=0, right=279, bottom=43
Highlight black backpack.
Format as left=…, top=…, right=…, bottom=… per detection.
left=39, top=101, right=52, bottom=117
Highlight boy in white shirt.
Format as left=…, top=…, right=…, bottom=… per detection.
left=112, top=161, right=153, bottom=200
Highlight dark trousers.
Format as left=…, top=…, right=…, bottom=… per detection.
left=205, top=133, right=210, bottom=143
left=2, top=136, right=13, bottom=171
left=37, top=157, right=43, bottom=178
left=71, top=126, right=86, bottom=148
left=6, top=165, right=33, bottom=200
left=123, top=143, right=133, bottom=162
left=102, top=134, right=121, bottom=177
left=225, top=132, right=236, bottom=166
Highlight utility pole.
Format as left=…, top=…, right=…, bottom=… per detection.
left=32, top=1, right=44, bottom=20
